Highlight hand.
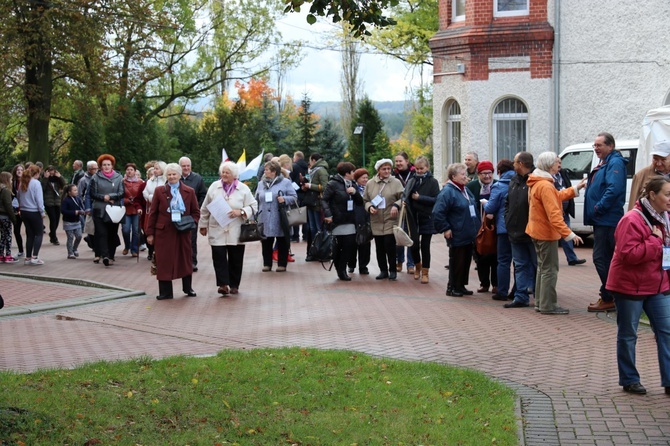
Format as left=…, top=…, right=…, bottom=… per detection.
left=199, top=228, right=207, bottom=236
left=486, top=213, right=494, bottom=220
left=369, top=206, right=377, bottom=215
left=277, top=196, right=285, bottom=204
left=54, top=171, right=61, bottom=177
left=104, top=194, right=110, bottom=202
left=572, top=235, right=584, bottom=246
left=390, top=206, right=399, bottom=218
left=227, top=209, right=242, bottom=218
left=443, top=229, right=452, bottom=239
left=577, top=178, right=587, bottom=190
left=324, top=217, right=333, bottom=224
left=412, top=192, right=419, bottom=200
left=138, top=209, right=143, bottom=215
left=653, top=227, right=663, bottom=238
left=346, top=187, right=355, bottom=195
left=147, top=235, right=154, bottom=244
left=480, top=198, right=488, bottom=205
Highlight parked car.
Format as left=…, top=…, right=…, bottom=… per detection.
left=558, top=140, right=639, bottom=235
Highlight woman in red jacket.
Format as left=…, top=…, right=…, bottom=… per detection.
left=146, top=163, right=200, bottom=300
left=606, top=176, right=670, bottom=396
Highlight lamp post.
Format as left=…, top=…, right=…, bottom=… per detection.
left=353, top=123, right=365, bottom=167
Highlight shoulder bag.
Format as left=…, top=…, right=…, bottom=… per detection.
left=393, top=203, right=414, bottom=247
left=174, top=214, right=196, bottom=232
left=239, top=210, right=265, bottom=242
left=279, top=191, right=308, bottom=226
left=475, top=216, right=496, bottom=256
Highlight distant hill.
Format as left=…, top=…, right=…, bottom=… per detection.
left=310, top=100, right=410, bottom=139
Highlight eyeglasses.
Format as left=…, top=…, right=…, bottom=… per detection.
left=592, top=143, right=607, bottom=149
left=478, top=172, right=493, bottom=176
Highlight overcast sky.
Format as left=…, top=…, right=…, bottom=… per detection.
left=274, top=10, right=430, bottom=103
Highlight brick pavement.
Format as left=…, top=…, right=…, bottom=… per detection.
left=1, top=229, right=669, bottom=445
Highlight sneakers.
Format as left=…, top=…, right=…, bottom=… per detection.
left=1, top=256, right=18, bottom=263
left=540, top=307, right=569, bottom=315
left=587, top=298, right=616, bottom=312
left=17, top=251, right=24, bottom=257
left=29, top=258, right=44, bottom=265
left=67, top=254, right=77, bottom=259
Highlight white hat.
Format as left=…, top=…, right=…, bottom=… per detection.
left=374, top=158, right=393, bottom=171
left=650, top=140, right=670, bottom=158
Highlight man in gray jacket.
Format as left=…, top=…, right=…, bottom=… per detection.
left=179, top=157, right=207, bottom=272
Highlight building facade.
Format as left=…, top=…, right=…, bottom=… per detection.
left=430, top=0, right=670, bottom=181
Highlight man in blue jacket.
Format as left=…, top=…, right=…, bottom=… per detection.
left=584, top=132, right=627, bottom=312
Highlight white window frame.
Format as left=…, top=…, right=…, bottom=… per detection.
left=493, top=0, right=529, bottom=18
left=492, top=98, right=528, bottom=164
left=452, top=0, right=465, bottom=22
left=446, top=101, right=462, bottom=165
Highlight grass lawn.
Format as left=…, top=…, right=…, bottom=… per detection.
left=0, top=348, right=518, bottom=445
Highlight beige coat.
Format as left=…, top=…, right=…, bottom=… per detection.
left=628, top=164, right=657, bottom=211
left=363, top=174, right=404, bottom=236
left=199, top=180, right=258, bottom=245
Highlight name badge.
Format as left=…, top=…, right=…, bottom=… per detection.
left=292, top=182, right=300, bottom=190
left=171, top=210, right=182, bottom=222
left=377, top=197, right=387, bottom=209
left=469, top=205, right=476, bottom=218
left=265, top=191, right=273, bottom=203
left=371, top=195, right=383, bottom=207
left=663, top=247, right=670, bottom=270
left=347, top=199, right=353, bottom=211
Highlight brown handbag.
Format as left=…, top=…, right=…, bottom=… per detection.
left=475, top=217, right=497, bottom=256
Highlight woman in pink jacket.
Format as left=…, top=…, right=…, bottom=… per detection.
left=606, top=175, right=670, bottom=396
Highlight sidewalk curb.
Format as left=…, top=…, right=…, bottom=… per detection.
left=0, top=272, right=145, bottom=317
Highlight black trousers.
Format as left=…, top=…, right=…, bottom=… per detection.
left=13, top=212, right=23, bottom=253
left=158, top=275, right=192, bottom=297
left=475, top=252, right=498, bottom=288
left=410, top=234, right=433, bottom=268
left=448, top=243, right=473, bottom=291
left=45, top=205, right=60, bottom=241
left=349, top=241, right=371, bottom=272
left=333, top=234, right=355, bottom=274
left=93, top=215, right=120, bottom=259
left=374, top=234, right=396, bottom=274
left=212, top=244, right=246, bottom=288
left=190, top=227, right=198, bottom=266
left=262, top=237, right=288, bottom=267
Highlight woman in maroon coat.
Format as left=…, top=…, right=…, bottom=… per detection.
left=146, top=163, right=200, bottom=300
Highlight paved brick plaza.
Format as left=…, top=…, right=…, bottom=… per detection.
left=1, top=230, right=669, bottom=445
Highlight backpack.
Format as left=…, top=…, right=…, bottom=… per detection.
left=309, top=227, right=335, bottom=268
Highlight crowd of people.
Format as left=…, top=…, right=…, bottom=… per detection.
left=2, top=134, right=670, bottom=396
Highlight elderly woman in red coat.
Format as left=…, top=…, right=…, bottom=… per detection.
left=146, top=162, right=200, bottom=300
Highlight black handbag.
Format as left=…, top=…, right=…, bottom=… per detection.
left=309, top=227, right=334, bottom=262
left=239, top=210, right=265, bottom=242
left=173, top=214, right=196, bottom=232
left=355, top=221, right=372, bottom=245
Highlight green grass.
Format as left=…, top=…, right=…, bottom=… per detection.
left=0, top=348, right=518, bottom=445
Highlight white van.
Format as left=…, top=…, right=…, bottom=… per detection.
left=558, top=140, right=639, bottom=235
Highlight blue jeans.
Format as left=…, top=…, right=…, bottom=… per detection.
left=615, top=293, right=670, bottom=387
left=496, top=234, right=513, bottom=296
left=558, top=214, right=578, bottom=263
left=122, top=214, right=140, bottom=254
left=510, top=240, right=537, bottom=305
left=593, top=225, right=616, bottom=302
left=396, top=246, right=414, bottom=268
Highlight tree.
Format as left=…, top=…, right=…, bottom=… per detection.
left=284, top=0, right=399, bottom=37
left=315, top=118, right=346, bottom=173
left=296, top=92, right=318, bottom=153
left=348, top=97, right=386, bottom=169
left=339, top=23, right=363, bottom=141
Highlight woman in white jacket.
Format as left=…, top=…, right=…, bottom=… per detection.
left=142, top=161, right=166, bottom=261
left=199, top=161, right=257, bottom=296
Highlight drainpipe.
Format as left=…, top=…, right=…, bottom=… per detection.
left=553, top=0, right=561, bottom=152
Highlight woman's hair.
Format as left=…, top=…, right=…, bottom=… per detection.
left=336, top=162, right=356, bottom=176
left=414, top=156, right=430, bottom=169
left=536, top=151, right=558, bottom=172
left=0, top=171, right=11, bottom=189
left=219, top=161, right=239, bottom=178
left=144, top=160, right=157, bottom=170
left=264, top=160, right=282, bottom=177
left=278, top=154, right=293, bottom=171
left=125, top=163, right=137, bottom=172
left=164, top=163, right=182, bottom=177
left=446, top=163, right=467, bottom=180
left=62, top=183, right=77, bottom=201
left=642, top=176, right=670, bottom=199
left=497, top=159, right=514, bottom=174
left=154, top=161, right=167, bottom=177
left=11, top=164, right=23, bottom=180
left=20, top=164, right=41, bottom=192
left=395, top=151, right=409, bottom=161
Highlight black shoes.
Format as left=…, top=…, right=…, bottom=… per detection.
left=389, top=271, right=397, bottom=281
left=192, top=265, right=198, bottom=272
left=359, top=268, right=369, bottom=275
left=504, top=301, right=529, bottom=308
left=103, top=257, right=110, bottom=266
left=348, top=267, right=355, bottom=273
left=184, top=289, right=197, bottom=297
left=337, top=270, right=352, bottom=281
left=458, top=288, right=473, bottom=295
left=156, top=295, right=173, bottom=300
left=623, top=383, right=647, bottom=395
left=492, top=294, right=509, bottom=301
left=568, top=259, right=587, bottom=266
left=305, top=255, right=315, bottom=262
left=446, top=288, right=464, bottom=297
left=666, top=387, right=670, bottom=395
left=376, top=272, right=389, bottom=280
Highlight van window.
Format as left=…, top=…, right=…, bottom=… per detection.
left=618, top=148, right=637, bottom=179
left=561, top=150, right=593, bottom=180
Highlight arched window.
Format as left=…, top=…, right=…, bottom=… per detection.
left=446, top=101, right=462, bottom=165
left=493, top=98, right=528, bottom=162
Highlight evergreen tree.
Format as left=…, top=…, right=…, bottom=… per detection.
left=348, top=97, right=386, bottom=169
left=297, top=92, right=318, bottom=153
left=315, top=118, right=346, bottom=173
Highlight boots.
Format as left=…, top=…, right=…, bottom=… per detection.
left=421, top=268, right=429, bottom=284
left=413, top=262, right=422, bottom=280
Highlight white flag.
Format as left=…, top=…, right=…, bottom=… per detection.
left=239, top=150, right=264, bottom=181
left=221, top=148, right=230, bottom=163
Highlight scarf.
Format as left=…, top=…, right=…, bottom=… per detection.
left=338, top=175, right=352, bottom=188
left=102, top=170, right=115, bottom=179
left=169, top=182, right=185, bottom=213
left=222, top=179, right=238, bottom=198
left=125, top=175, right=139, bottom=183
left=640, top=197, right=670, bottom=246
left=480, top=181, right=491, bottom=196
